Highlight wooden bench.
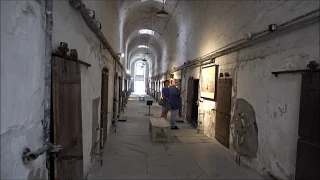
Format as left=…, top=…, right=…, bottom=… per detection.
left=149, top=117, right=170, bottom=142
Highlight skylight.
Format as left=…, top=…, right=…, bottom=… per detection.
left=138, top=45, right=149, bottom=49
left=140, top=0, right=166, bottom=4
left=139, top=29, right=155, bottom=35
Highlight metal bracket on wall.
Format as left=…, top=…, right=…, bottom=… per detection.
left=271, top=61, right=319, bottom=78
left=70, top=49, right=80, bottom=73
left=53, top=42, right=91, bottom=68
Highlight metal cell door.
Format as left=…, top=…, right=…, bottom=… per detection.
left=215, top=78, right=232, bottom=148
left=101, top=69, right=109, bottom=144
left=296, top=73, right=320, bottom=180
left=52, top=56, right=83, bottom=179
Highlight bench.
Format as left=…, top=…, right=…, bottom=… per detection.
left=149, top=117, right=170, bottom=142
left=139, top=96, right=145, bottom=101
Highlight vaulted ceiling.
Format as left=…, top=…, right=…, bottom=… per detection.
left=119, top=0, right=180, bottom=75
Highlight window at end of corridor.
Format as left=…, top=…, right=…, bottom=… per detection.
left=138, top=45, right=149, bottom=49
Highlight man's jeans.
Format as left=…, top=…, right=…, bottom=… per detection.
left=170, top=109, right=179, bottom=128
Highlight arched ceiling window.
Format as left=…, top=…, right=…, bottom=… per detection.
left=139, top=29, right=155, bottom=35
left=138, top=45, right=149, bottom=49
left=140, top=0, right=166, bottom=4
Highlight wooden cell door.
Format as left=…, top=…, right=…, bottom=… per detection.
left=52, top=56, right=83, bottom=179
left=215, top=78, right=232, bottom=148
left=100, top=69, right=109, bottom=145
left=186, top=77, right=199, bottom=127
left=295, top=73, right=320, bottom=180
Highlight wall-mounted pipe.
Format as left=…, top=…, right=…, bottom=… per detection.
left=44, top=0, right=53, bottom=146
left=68, top=0, right=126, bottom=72
left=151, top=8, right=319, bottom=78
left=43, top=0, right=53, bottom=178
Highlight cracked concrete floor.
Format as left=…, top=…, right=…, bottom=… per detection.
left=88, top=93, right=263, bottom=180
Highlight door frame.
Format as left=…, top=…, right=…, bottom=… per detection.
left=100, top=68, right=109, bottom=147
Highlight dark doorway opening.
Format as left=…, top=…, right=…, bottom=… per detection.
left=113, top=73, right=118, bottom=121
left=118, top=76, right=122, bottom=115
left=215, top=78, right=232, bottom=148
left=100, top=69, right=109, bottom=146
left=295, top=73, right=320, bottom=180
left=186, top=77, right=199, bottom=127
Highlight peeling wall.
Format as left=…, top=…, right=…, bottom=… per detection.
left=1, top=0, right=121, bottom=179
left=1, top=0, right=47, bottom=179
left=52, top=0, right=120, bottom=176
left=157, top=1, right=319, bottom=179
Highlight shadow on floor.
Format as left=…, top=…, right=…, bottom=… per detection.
left=88, top=94, right=263, bottom=180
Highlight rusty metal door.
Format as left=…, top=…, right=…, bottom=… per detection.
left=52, top=56, right=83, bottom=179
left=215, top=78, right=232, bottom=148
left=296, top=73, right=320, bottom=180
left=101, top=69, right=109, bottom=144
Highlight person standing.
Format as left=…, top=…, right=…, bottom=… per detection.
left=161, top=80, right=170, bottom=119
left=168, top=85, right=185, bottom=129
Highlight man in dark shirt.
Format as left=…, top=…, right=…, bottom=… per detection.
left=168, top=85, right=185, bottom=129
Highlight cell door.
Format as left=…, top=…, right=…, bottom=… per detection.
left=52, top=56, right=83, bottom=179
left=113, top=74, right=118, bottom=120
left=118, top=76, right=122, bottom=114
left=295, top=73, right=320, bottom=180
left=100, top=69, right=109, bottom=145
left=187, top=77, right=195, bottom=123
left=192, top=80, right=199, bottom=124
left=215, top=78, right=232, bottom=148
left=186, top=77, right=199, bottom=127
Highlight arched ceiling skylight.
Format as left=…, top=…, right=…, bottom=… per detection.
left=138, top=45, right=149, bottom=49
left=140, top=0, right=166, bottom=4
left=139, top=29, right=155, bottom=35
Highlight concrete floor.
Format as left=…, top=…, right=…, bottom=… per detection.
left=88, top=93, right=263, bottom=180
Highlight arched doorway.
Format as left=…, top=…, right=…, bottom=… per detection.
left=134, top=61, right=146, bottom=93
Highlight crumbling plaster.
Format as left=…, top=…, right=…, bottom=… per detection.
left=52, top=0, right=120, bottom=176
left=1, top=0, right=47, bottom=179
left=175, top=1, right=319, bottom=178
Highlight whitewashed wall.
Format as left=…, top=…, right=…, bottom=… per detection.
left=1, top=0, right=121, bottom=179
left=52, top=0, right=120, bottom=176
left=1, top=0, right=47, bottom=179
left=159, top=1, right=319, bottom=179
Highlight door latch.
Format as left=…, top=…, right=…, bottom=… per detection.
left=101, top=110, right=106, bottom=116
left=22, top=143, right=62, bottom=164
